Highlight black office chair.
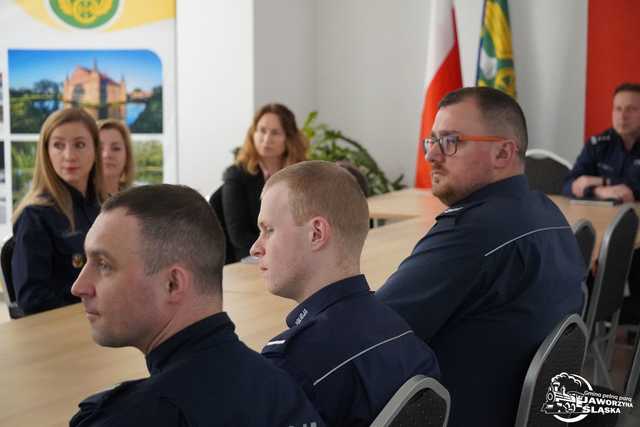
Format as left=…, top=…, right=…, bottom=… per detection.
left=573, top=219, right=596, bottom=271
left=584, top=206, right=638, bottom=388
left=369, top=375, right=450, bottom=427
left=0, top=236, right=24, bottom=319
left=208, top=186, right=237, bottom=265
left=625, top=330, right=640, bottom=398
left=525, top=149, right=572, bottom=195
left=572, top=219, right=596, bottom=318
left=514, top=314, right=589, bottom=427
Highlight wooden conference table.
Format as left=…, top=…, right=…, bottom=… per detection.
left=0, top=188, right=634, bottom=426
left=0, top=215, right=433, bottom=426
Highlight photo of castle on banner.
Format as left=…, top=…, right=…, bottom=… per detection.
left=8, top=49, right=162, bottom=134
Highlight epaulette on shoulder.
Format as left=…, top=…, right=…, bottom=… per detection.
left=435, top=201, right=484, bottom=220
left=261, top=320, right=317, bottom=356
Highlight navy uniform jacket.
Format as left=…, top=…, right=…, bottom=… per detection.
left=12, top=184, right=99, bottom=315
left=222, top=164, right=265, bottom=259
left=562, top=128, right=640, bottom=200
left=70, top=312, right=324, bottom=427
left=376, top=175, right=583, bottom=427
left=262, top=275, right=440, bottom=427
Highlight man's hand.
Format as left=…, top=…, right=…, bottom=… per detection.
left=571, top=176, right=604, bottom=198
left=594, top=184, right=635, bottom=203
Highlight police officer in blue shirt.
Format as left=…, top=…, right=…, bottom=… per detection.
left=376, top=87, right=584, bottom=427
left=12, top=108, right=103, bottom=316
left=251, top=161, right=440, bottom=427
left=563, top=82, right=640, bottom=326
left=70, top=185, right=323, bottom=427
left=563, top=83, right=640, bottom=202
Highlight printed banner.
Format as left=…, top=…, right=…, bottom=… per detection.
left=0, top=0, right=176, bottom=234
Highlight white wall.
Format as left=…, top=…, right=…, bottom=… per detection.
left=509, top=0, right=587, bottom=163
left=315, top=0, right=588, bottom=186
left=176, top=0, right=254, bottom=194
left=177, top=0, right=589, bottom=193
left=254, top=0, right=316, bottom=125
left=316, top=0, right=429, bottom=184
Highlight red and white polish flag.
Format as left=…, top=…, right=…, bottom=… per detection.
left=415, top=0, right=463, bottom=188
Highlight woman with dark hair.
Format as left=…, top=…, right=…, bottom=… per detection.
left=222, top=103, right=308, bottom=260
left=12, top=108, right=105, bottom=315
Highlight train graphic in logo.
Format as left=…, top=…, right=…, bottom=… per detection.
left=542, top=373, right=590, bottom=414
left=541, top=373, right=592, bottom=422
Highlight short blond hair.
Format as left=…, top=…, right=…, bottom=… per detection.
left=264, top=161, right=369, bottom=258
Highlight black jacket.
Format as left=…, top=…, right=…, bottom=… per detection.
left=221, top=164, right=265, bottom=259
left=70, top=313, right=324, bottom=427
left=12, top=183, right=99, bottom=315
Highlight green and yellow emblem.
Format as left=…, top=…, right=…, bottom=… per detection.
left=49, top=0, right=120, bottom=29
left=476, top=0, right=516, bottom=97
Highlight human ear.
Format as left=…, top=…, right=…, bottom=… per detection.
left=309, top=217, right=331, bottom=251
left=165, top=266, right=191, bottom=302
left=494, top=140, right=517, bottom=166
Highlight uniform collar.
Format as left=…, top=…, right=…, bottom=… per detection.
left=452, top=174, right=529, bottom=208
left=146, top=312, right=235, bottom=375
left=609, top=128, right=640, bottom=152
left=285, top=274, right=371, bottom=328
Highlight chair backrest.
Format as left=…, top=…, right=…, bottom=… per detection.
left=370, top=375, right=450, bottom=427
left=525, top=149, right=572, bottom=195
left=572, top=219, right=596, bottom=270
left=625, top=330, right=640, bottom=398
left=514, top=313, right=589, bottom=427
left=585, top=206, right=639, bottom=334
left=572, top=219, right=596, bottom=318
left=0, top=235, right=24, bottom=319
left=208, top=186, right=237, bottom=265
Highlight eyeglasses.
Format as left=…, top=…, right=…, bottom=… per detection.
left=423, top=133, right=511, bottom=157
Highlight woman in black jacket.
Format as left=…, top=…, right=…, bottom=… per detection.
left=222, top=103, right=308, bottom=260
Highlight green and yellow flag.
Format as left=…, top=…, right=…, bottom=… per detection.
left=476, top=0, right=516, bottom=97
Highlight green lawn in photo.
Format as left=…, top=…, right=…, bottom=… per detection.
left=133, top=140, right=163, bottom=185
left=11, top=141, right=37, bottom=208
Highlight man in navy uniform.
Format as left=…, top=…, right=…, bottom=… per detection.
left=251, top=161, right=440, bottom=427
left=376, top=87, right=584, bottom=427
left=563, top=82, right=640, bottom=202
left=70, top=184, right=323, bottom=427
left=563, top=82, right=640, bottom=325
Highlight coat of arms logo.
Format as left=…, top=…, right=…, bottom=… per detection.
left=49, top=0, right=120, bottom=29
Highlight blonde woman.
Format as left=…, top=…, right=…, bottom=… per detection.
left=12, top=108, right=104, bottom=315
left=98, top=119, right=135, bottom=195
left=222, top=103, right=308, bottom=261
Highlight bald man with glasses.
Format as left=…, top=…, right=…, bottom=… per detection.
left=376, top=87, right=584, bottom=427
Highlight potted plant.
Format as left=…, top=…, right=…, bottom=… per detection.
left=302, top=112, right=405, bottom=195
